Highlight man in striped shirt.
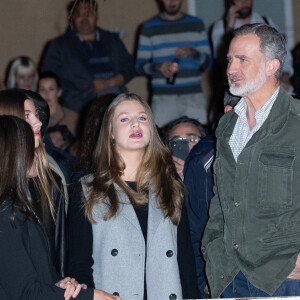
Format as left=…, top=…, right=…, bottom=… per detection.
left=136, top=0, right=212, bottom=127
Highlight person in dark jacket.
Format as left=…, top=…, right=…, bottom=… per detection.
left=0, top=115, right=121, bottom=300
left=203, top=23, right=300, bottom=298
left=0, top=89, right=68, bottom=277
left=41, top=0, right=136, bottom=113
left=183, top=134, right=215, bottom=298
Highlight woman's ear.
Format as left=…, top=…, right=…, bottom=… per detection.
left=58, top=88, right=62, bottom=97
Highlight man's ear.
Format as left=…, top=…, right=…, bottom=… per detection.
left=58, top=88, right=62, bottom=97
left=266, top=58, right=280, bottom=77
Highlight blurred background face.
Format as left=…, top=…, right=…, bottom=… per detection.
left=231, top=0, right=253, bottom=19
left=161, top=0, right=183, bottom=16
left=169, top=122, right=201, bottom=151
left=38, top=78, right=62, bottom=110
left=15, top=71, right=35, bottom=90
left=72, top=3, right=98, bottom=36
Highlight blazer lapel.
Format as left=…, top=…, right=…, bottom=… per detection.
left=147, top=192, right=164, bottom=253
left=116, top=187, right=144, bottom=238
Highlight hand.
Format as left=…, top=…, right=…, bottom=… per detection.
left=49, top=131, right=65, bottom=149
left=93, top=79, right=111, bottom=93
left=226, top=4, right=239, bottom=30
left=94, top=289, right=122, bottom=300
left=55, top=277, right=87, bottom=300
left=155, top=62, right=173, bottom=78
left=288, top=254, right=300, bottom=279
left=204, top=285, right=210, bottom=296
left=224, top=105, right=233, bottom=113
left=172, top=156, right=185, bottom=179
left=93, top=74, right=124, bottom=93
left=175, top=46, right=197, bottom=58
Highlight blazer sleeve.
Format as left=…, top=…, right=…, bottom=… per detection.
left=67, top=182, right=95, bottom=287
left=0, top=209, right=93, bottom=300
left=177, top=200, right=200, bottom=299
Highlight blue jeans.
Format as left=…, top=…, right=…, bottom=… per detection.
left=222, top=271, right=300, bottom=297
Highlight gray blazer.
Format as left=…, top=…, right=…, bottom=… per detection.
left=81, top=176, right=183, bottom=300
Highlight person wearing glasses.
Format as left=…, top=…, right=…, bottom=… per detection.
left=163, top=116, right=206, bottom=179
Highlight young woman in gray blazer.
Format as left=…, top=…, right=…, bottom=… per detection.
left=68, top=93, right=199, bottom=300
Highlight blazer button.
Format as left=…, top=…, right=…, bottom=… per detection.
left=111, top=249, right=118, bottom=256
left=113, top=292, right=119, bottom=296
left=166, top=250, right=173, bottom=257
left=169, top=293, right=177, bottom=300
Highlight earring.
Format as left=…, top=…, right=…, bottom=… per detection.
left=112, top=138, right=115, bottom=145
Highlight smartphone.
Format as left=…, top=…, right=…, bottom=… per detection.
left=170, top=138, right=189, bottom=161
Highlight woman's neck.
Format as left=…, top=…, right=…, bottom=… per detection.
left=120, top=150, right=144, bottom=181
left=50, top=102, right=61, bottom=116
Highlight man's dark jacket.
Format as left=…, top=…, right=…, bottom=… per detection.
left=42, top=28, right=136, bottom=112
left=202, top=88, right=300, bottom=297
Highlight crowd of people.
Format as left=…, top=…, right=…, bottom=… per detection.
left=1, top=0, right=300, bottom=299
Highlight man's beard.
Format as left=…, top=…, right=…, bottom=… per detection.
left=165, top=5, right=181, bottom=16
left=228, top=65, right=267, bottom=97
left=237, top=7, right=252, bottom=19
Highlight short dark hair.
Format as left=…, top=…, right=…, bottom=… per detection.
left=39, top=71, right=61, bottom=89
left=233, top=23, right=287, bottom=80
left=163, top=116, right=207, bottom=145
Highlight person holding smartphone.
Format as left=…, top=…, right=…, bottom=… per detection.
left=163, top=116, right=206, bottom=179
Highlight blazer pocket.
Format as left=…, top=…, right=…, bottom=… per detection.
left=257, top=151, right=294, bottom=210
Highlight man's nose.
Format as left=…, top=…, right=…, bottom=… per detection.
left=227, top=59, right=237, bottom=75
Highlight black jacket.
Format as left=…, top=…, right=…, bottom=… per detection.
left=0, top=206, right=93, bottom=300
left=29, top=171, right=66, bottom=277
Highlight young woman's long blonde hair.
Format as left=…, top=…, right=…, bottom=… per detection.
left=85, top=93, right=184, bottom=225
left=0, top=89, right=55, bottom=220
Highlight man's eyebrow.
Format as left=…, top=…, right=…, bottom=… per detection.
left=236, top=55, right=249, bottom=60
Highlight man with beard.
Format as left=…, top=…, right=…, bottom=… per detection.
left=136, top=0, right=212, bottom=127
left=42, top=0, right=135, bottom=113
left=202, top=23, right=300, bottom=298
left=211, top=0, right=293, bottom=92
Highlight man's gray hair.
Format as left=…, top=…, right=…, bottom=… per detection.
left=233, top=23, right=287, bottom=80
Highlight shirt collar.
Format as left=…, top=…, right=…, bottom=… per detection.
left=234, top=87, right=280, bottom=124
left=77, top=28, right=100, bottom=42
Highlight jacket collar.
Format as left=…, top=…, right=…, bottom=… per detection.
left=115, top=183, right=164, bottom=248
left=219, top=87, right=291, bottom=150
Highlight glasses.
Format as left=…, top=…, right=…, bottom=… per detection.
left=169, top=135, right=201, bottom=146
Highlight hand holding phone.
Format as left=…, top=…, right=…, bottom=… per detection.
left=169, top=137, right=189, bottom=161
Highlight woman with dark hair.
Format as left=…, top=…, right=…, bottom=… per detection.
left=68, top=93, right=199, bottom=299
left=0, top=115, right=121, bottom=300
left=0, top=89, right=66, bottom=276
left=38, top=71, right=78, bottom=149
